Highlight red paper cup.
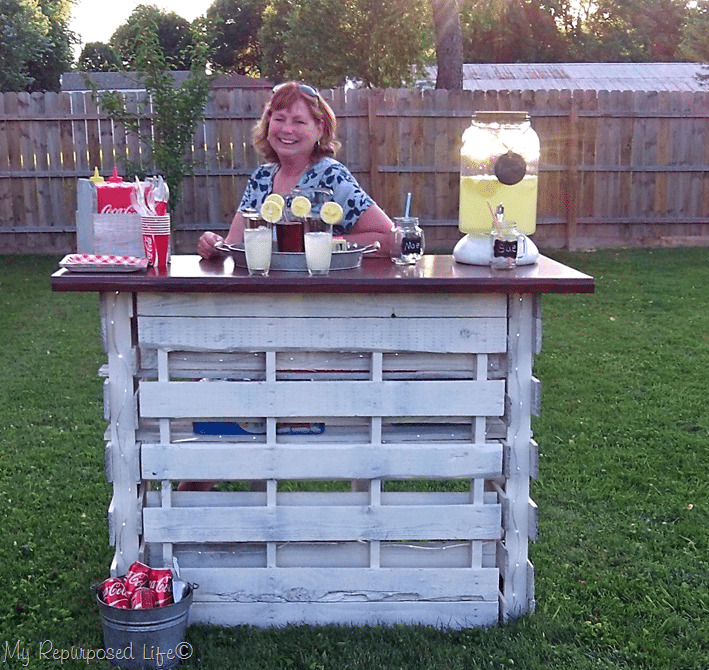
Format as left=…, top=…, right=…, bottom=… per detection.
left=143, top=232, right=170, bottom=268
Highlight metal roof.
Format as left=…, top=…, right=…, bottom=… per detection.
left=420, top=62, right=709, bottom=92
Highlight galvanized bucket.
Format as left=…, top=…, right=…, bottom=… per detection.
left=95, top=584, right=193, bottom=669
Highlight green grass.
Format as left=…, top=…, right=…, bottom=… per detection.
left=1, top=250, right=708, bottom=669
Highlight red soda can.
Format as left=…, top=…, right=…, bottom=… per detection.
left=130, top=586, right=156, bottom=609
left=123, top=561, right=151, bottom=596
left=100, top=577, right=129, bottom=609
left=149, top=568, right=174, bottom=607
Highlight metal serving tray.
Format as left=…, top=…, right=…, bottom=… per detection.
left=219, top=242, right=378, bottom=272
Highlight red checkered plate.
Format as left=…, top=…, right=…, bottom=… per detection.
left=59, top=254, right=149, bottom=273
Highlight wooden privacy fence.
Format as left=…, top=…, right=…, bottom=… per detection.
left=2, top=87, right=709, bottom=253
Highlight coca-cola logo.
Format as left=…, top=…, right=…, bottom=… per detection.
left=104, top=581, right=126, bottom=596
left=150, top=575, right=172, bottom=593
left=100, top=205, right=136, bottom=214
left=143, top=235, right=154, bottom=259
left=125, top=572, right=148, bottom=588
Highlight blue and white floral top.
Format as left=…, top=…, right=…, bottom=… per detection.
left=238, top=157, right=375, bottom=234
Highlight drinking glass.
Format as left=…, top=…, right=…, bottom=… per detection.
left=304, top=217, right=333, bottom=276
left=243, top=216, right=272, bottom=275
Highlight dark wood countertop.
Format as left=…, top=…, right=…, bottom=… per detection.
left=51, top=254, right=594, bottom=295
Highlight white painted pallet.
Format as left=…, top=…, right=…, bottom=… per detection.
left=101, top=290, right=540, bottom=627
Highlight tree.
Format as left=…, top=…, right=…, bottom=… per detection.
left=258, top=0, right=291, bottom=82
left=260, top=0, right=432, bottom=88
left=110, top=4, right=195, bottom=70
left=26, top=0, right=75, bottom=92
left=0, top=0, right=73, bottom=92
left=205, top=0, right=266, bottom=75
left=94, top=26, right=211, bottom=209
left=461, top=0, right=570, bottom=62
left=680, top=0, right=709, bottom=62
left=78, top=42, right=122, bottom=72
left=432, top=0, right=463, bottom=89
left=0, top=0, right=49, bottom=91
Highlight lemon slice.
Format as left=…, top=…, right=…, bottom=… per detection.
left=260, top=199, right=283, bottom=223
left=264, top=193, right=285, bottom=210
left=290, top=195, right=311, bottom=218
left=320, top=201, right=344, bottom=225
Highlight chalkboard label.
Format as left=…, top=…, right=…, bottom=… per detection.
left=493, top=239, right=518, bottom=259
left=402, top=236, right=422, bottom=255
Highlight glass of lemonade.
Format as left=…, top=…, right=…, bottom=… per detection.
left=243, top=214, right=272, bottom=276
left=304, top=217, right=333, bottom=275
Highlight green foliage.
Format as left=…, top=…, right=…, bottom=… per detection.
left=260, top=0, right=433, bottom=88
left=679, top=1, right=709, bottom=62
left=94, top=26, right=211, bottom=211
left=205, top=0, right=266, bottom=76
left=77, top=42, right=121, bottom=73
left=258, top=0, right=292, bottom=82
left=0, top=0, right=73, bottom=92
left=109, top=3, right=196, bottom=70
left=461, top=0, right=572, bottom=62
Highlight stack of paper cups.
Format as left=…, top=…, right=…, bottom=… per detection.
left=141, top=215, right=170, bottom=268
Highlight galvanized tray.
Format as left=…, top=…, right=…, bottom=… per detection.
left=219, top=242, right=378, bottom=272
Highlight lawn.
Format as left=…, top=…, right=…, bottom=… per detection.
left=0, top=249, right=707, bottom=669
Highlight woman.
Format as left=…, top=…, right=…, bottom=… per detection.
left=197, top=82, right=395, bottom=259
left=182, top=84, right=395, bottom=492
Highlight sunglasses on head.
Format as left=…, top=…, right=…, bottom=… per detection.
left=272, top=82, right=320, bottom=98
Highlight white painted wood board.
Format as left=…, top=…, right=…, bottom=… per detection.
left=184, top=566, right=500, bottom=603
left=137, top=315, right=507, bottom=354
left=142, top=502, right=503, bottom=544
left=139, top=379, right=505, bottom=419
left=188, top=599, right=500, bottom=628
left=141, top=442, right=503, bottom=481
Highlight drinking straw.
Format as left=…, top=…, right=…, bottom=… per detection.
left=404, top=192, right=412, bottom=218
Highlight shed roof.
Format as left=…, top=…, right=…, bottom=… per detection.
left=420, top=62, right=709, bottom=92
left=61, top=71, right=272, bottom=92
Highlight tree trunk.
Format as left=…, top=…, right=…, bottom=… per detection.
left=431, top=0, right=464, bottom=89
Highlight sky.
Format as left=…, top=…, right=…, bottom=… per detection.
left=70, top=0, right=214, bottom=49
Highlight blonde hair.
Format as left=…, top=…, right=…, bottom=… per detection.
left=252, top=82, right=341, bottom=163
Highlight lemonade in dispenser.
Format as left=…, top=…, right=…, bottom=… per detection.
left=455, top=111, right=540, bottom=265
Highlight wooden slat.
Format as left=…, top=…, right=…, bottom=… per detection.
left=188, top=599, right=500, bottom=628
left=142, top=502, right=503, bottom=543
left=185, top=566, right=500, bottom=603
left=139, top=378, right=506, bottom=418
left=141, top=442, right=503, bottom=481
left=136, top=290, right=507, bottom=318
left=137, top=315, right=507, bottom=354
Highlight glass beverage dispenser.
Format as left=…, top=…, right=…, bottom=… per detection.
left=459, top=111, right=540, bottom=235
left=454, top=111, right=541, bottom=265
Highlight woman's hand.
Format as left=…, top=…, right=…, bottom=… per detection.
left=197, top=231, right=225, bottom=260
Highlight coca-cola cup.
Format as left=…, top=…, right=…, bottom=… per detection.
left=141, top=215, right=170, bottom=269
left=123, top=560, right=151, bottom=596
left=129, top=586, right=156, bottom=609
left=149, top=567, right=174, bottom=607
left=100, top=577, right=129, bottom=609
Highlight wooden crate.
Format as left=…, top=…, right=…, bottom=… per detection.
left=102, top=289, right=540, bottom=627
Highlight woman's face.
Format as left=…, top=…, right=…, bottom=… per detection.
left=267, top=99, right=324, bottom=163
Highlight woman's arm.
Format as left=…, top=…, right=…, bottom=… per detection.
left=344, top=204, right=396, bottom=257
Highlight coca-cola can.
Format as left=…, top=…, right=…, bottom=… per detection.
left=149, top=568, right=174, bottom=607
left=100, top=577, right=129, bottom=609
left=129, top=586, right=156, bottom=609
left=123, top=561, right=151, bottom=596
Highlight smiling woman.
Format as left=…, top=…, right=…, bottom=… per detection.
left=196, top=81, right=397, bottom=264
